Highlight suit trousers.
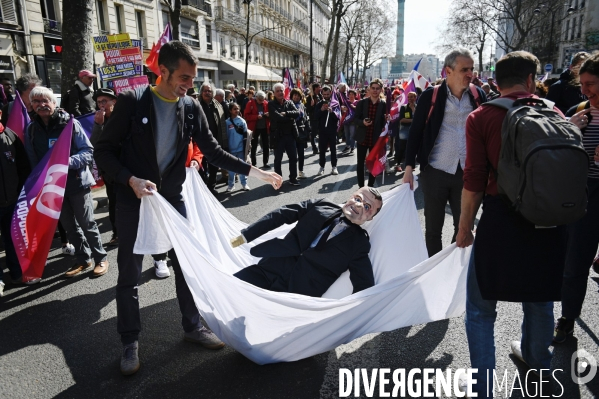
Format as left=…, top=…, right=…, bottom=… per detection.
left=274, top=134, right=298, bottom=181
left=319, top=132, right=338, bottom=168
left=116, top=200, right=201, bottom=345
left=356, top=143, right=376, bottom=188
left=419, top=165, right=463, bottom=257
left=250, top=128, right=269, bottom=166
left=105, top=179, right=117, bottom=236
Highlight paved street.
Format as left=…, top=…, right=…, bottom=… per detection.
left=1, top=144, right=598, bottom=399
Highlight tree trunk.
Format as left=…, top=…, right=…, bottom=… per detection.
left=320, top=0, right=338, bottom=81
left=328, top=0, right=344, bottom=83
left=61, top=0, right=94, bottom=98
left=171, top=0, right=182, bottom=40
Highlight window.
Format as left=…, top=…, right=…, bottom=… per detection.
left=206, top=23, right=212, bottom=50
left=181, top=17, right=199, bottom=48
left=39, top=0, right=56, bottom=20
left=115, top=4, right=125, bottom=33
left=1, top=0, right=19, bottom=23
left=564, top=20, right=569, bottom=40
left=578, top=15, right=583, bottom=38
left=97, top=0, right=108, bottom=34
left=580, top=0, right=585, bottom=8
left=234, top=0, right=240, bottom=12
left=571, top=18, right=576, bottom=40
left=136, top=10, right=146, bottom=43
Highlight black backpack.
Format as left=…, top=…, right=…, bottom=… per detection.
left=486, top=97, right=588, bottom=226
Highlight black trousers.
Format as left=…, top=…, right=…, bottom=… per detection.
left=105, top=179, right=117, bottom=236
left=394, top=139, right=408, bottom=168
left=207, top=162, right=228, bottom=189
left=274, top=134, right=298, bottom=181
left=296, top=140, right=306, bottom=171
left=116, top=200, right=201, bottom=345
left=356, top=143, right=376, bottom=188
left=419, top=165, right=463, bottom=257
left=250, top=128, right=269, bottom=166
left=319, top=132, right=338, bottom=168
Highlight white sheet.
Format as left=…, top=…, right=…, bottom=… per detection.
left=134, top=168, right=471, bottom=364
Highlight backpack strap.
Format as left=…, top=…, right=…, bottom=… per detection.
left=469, top=83, right=482, bottom=108
left=182, top=97, right=196, bottom=141
left=425, top=85, right=441, bottom=125
left=576, top=101, right=589, bottom=113
left=484, top=98, right=516, bottom=110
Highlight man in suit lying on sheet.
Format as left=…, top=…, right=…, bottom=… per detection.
left=230, top=187, right=383, bottom=297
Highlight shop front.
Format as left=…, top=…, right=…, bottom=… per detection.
left=32, top=34, right=62, bottom=94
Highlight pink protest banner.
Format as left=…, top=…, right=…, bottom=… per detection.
left=11, top=118, right=73, bottom=282
left=109, top=76, right=149, bottom=94
left=103, top=47, right=143, bottom=65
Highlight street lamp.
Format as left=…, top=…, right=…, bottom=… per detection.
left=309, top=0, right=314, bottom=84
left=355, top=35, right=362, bottom=86
left=242, top=0, right=252, bottom=89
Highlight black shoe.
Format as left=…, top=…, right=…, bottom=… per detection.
left=288, top=179, right=300, bottom=186
left=107, top=234, right=119, bottom=246
left=262, top=164, right=271, bottom=170
left=313, top=149, right=319, bottom=155
left=553, top=317, right=575, bottom=343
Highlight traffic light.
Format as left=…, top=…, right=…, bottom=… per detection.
left=490, top=66, right=495, bottom=71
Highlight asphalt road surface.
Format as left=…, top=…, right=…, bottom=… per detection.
left=1, top=143, right=598, bottom=399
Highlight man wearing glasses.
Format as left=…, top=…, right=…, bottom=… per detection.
left=231, top=187, right=382, bottom=297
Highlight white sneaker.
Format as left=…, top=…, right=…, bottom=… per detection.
left=456, top=372, right=472, bottom=399
left=154, top=260, right=170, bottom=278
left=62, top=243, right=75, bottom=256
left=317, top=167, right=325, bottom=176
left=0, top=281, right=4, bottom=297
left=331, top=167, right=339, bottom=175
left=226, top=185, right=234, bottom=192
left=242, top=184, right=250, bottom=191
left=298, top=171, right=306, bottom=179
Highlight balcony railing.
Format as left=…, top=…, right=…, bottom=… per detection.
left=44, top=18, right=62, bottom=34
left=297, top=0, right=307, bottom=8
left=182, top=0, right=212, bottom=15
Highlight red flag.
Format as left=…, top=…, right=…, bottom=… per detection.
left=283, top=68, right=294, bottom=100
left=5, top=91, right=30, bottom=142
left=11, top=119, right=74, bottom=281
left=146, top=23, right=172, bottom=76
left=365, top=96, right=403, bottom=177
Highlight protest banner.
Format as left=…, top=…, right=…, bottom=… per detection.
left=98, top=62, right=142, bottom=81
left=103, top=47, right=143, bottom=65
left=93, top=33, right=133, bottom=52
left=107, top=76, right=149, bottom=94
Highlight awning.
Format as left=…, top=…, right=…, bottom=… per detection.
left=219, top=60, right=282, bottom=82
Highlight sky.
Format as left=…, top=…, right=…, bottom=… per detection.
left=401, top=0, right=452, bottom=56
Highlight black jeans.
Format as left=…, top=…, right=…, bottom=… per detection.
left=0, top=202, right=21, bottom=281
left=419, top=165, right=463, bottom=257
left=356, top=143, right=376, bottom=188
left=274, top=134, right=298, bottom=181
left=296, top=140, right=306, bottom=171
left=105, top=179, right=117, bottom=236
left=116, top=200, right=201, bottom=345
left=250, top=128, right=269, bottom=166
left=394, top=139, right=408, bottom=168
left=561, top=178, right=599, bottom=319
left=319, top=132, right=338, bottom=168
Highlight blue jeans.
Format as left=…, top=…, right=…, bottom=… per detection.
left=227, top=150, right=247, bottom=187
left=561, top=178, right=599, bottom=319
left=0, top=202, right=21, bottom=282
left=344, top=124, right=355, bottom=149
left=465, top=246, right=554, bottom=398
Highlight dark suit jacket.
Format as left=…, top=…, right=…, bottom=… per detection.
left=241, top=199, right=375, bottom=297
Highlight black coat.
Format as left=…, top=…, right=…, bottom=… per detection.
left=405, top=80, right=487, bottom=169
left=67, top=82, right=96, bottom=117
left=94, top=86, right=250, bottom=207
left=353, top=98, right=387, bottom=146
left=268, top=99, right=299, bottom=140
left=240, top=199, right=375, bottom=297
left=546, top=69, right=587, bottom=114
left=0, top=129, right=30, bottom=207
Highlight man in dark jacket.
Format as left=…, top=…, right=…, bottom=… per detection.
left=94, top=41, right=282, bottom=376
left=66, top=70, right=96, bottom=116
left=546, top=51, right=589, bottom=113
left=314, top=86, right=340, bottom=176
left=305, top=83, right=322, bottom=154
left=199, top=82, right=229, bottom=193
left=403, top=48, right=486, bottom=257
left=269, top=82, right=301, bottom=186
left=1, top=73, right=42, bottom=126
left=0, top=113, right=31, bottom=293
left=232, top=186, right=383, bottom=297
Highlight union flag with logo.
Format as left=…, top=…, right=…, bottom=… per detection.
left=11, top=118, right=73, bottom=282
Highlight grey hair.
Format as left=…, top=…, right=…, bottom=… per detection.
left=226, top=84, right=235, bottom=91
left=337, top=83, right=348, bottom=91
left=214, top=88, right=225, bottom=97
left=200, top=82, right=213, bottom=92
left=16, top=73, right=42, bottom=94
left=273, top=82, right=285, bottom=91
left=481, top=83, right=490, bottom=89
left=29, top=86, right=56, bottom=104
left=444, top=48, right=474, bottom=70
left=255, top=90, right=266, bottom=99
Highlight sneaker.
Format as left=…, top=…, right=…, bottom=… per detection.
left=386, top=165, right=395, bottom=174
left=288, top=179, right=300, bottom=186
left=257, top=148, right=263, bottom=154
left=62, top=243, right=76, bottom=256
left=183, top=326, right=225, bottom=349
left=341, top=146, right=350, bottom=153
left=510, top=341, right=539, bottom=376
left=313, top=148, right=319, bottom=155
left=262, top=164, right=271, bottom=170
left=456, top=372, right=473, bottom=399
left=349, top=148, right=354, bottom=154
left=317, top=167, right=325, bottom=176
left=120, top=341, right=140, bottom=376
left=226, top=185, right=234, bottom=192
left=64, top=260, right=93, bottom=278
left=107, top=234, right=119, bottom=246
left=23, top=277, right=42, bottom=285
left=331, top=167, right=339, bottom=175
left=298, top=171, right=306, bottom=179
left=242, top=184, right=251, bottom=191
left=0, top=281, right=4, bottom=297
left=154, top=259, right=170, bottom=279
left=553, top=317, right=575, bottom=343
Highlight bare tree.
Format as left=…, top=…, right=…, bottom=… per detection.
left=328, top=0, right=358, bottom=83
left=61, top=0, right=95, bottom=98
left=161, top=0, right=182, bottom=40
left=355, top=0, right=394, bottom=82
left=320, top=0, right=338, bottom=81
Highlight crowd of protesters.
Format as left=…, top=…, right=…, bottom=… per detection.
left=1, top=39, right=599, bottom=394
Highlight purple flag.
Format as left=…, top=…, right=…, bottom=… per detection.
left=338, top=90, right=355, bottom=126
left=5, top=91, right=30, bottom=142
left=76, top=112, right=95, bottom=139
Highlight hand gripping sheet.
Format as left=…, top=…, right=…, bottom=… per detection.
left=134, top=169, right=471, bottom=364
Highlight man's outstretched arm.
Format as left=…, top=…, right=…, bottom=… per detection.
left=348, top=240, right=375, bottom=294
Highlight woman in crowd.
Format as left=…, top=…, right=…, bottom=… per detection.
left=290, top=88, right=310, bottom=179
left=394, top=91, right=417, bottom=172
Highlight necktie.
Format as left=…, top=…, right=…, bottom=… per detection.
left=315, top=216, right=342, bottom=250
